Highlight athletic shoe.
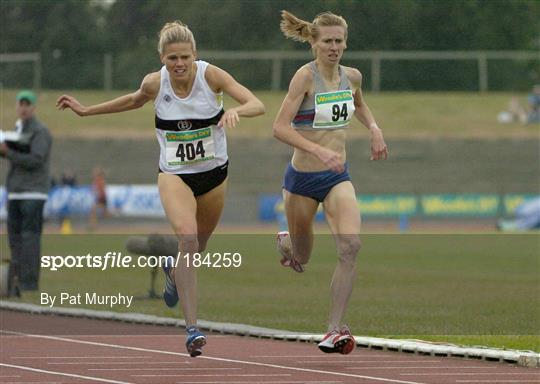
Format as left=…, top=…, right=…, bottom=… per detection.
left=338, top=325, right=356, bottom=355
left=162, top=256, right=179, bottom=307
left=317, top=329, right=342, bottom=353
left=185, top=326, right=206, bottom=357
left=317, top=327, right=355, bottom=354
left=277, top=231, right=304, bottom=273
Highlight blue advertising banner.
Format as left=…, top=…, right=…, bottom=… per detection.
left=0, top=188, right=538, bottom=221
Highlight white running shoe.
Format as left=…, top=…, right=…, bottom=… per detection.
left=317, top=326, right=355, bottom=354
left=277, top=231, right=304, bottom=273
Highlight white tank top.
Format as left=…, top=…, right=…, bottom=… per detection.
left=154, top=60, right=227, bottom=174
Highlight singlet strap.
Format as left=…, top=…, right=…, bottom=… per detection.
left=309, top=61, right=349, bottom=94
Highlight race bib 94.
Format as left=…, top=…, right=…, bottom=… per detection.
left=165, top=127, right=215, bottom=166
left=313, top=90, right=355, bottom=129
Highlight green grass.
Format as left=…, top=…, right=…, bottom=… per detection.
left=1, top=89, right=537, bottom=139
left=6, top=233, right=539, bottom=352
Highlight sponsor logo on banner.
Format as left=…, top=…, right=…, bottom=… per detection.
left=357, top=195, right=417, bottom=216
left=503, top=194, right=539, bottom=215
left=421, top=194, right=499, bottom=216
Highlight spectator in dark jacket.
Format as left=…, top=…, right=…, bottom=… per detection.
left=0, top=90, right=52, bottom=294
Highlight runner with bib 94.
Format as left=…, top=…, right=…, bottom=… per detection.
left=273, top=10, right=388, bottom=354
left=57, top=20, right=265, bottom=357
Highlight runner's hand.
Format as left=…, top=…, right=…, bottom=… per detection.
left=370, top=127, right=388, bottom=160
left=218, top=109, right=240, bottom=129
left=314, top=146, right=345, bottom=173
left=56, top=95, right=88, bottom=116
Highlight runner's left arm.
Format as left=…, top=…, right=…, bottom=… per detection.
left=350, top=68, right=388, bottom=160
left=205, top=65, right=265, bottom=129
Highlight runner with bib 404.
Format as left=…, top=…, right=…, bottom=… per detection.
left=57, top=20, right=265, bottom=357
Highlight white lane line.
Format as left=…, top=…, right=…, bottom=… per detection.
left=48, top=361, right=189, bottom=365
left=90, top=368, right=242, bottom=371
left=172, top=382, right=343, bottom=384
left=0, top=363, right=134, bottom=384
left=402, top=373, right=540, bottom=376
left=132, top=373, right=292, bottom=377
left=2, top=334, right=231, bottom=338
left=296, top=360, right=443, bottom=364
left=2, top=330, right=427, bottom=384
left=12, top=356, right=148, bottom=359
left=231, top=374, right=292, bottom=377
left=252, top=355, right=439, bottom=360
left=252, top=355, right=351, bottom=358
left=348, top=366, right=497, bottom=370
left=456, top=381, right=540, bottom=383
left=1, top=382, right=62, bottom=384
left=73, top=335, right=234, bottom=338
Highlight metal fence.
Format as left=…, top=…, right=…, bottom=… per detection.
left=2, top=50, right=539, bottom=91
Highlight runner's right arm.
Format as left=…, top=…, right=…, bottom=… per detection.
left=56, top=73, right=159, bottom=116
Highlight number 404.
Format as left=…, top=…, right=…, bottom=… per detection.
left=176, top=141, right=205, bottom=161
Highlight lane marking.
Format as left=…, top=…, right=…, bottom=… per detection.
left=0, top=363, right=134, bottom=384
left=402, top=373, right=539, bottom=376
left=2, top=330, right=427, bottom=384
left=132, top=373, right=291, bottom=377
left=168, top=382, right=343, bottom=384
left=251, top=355, right=386, bottom=358
left=456, top=381, right=540, bottom=383
left=1, top=333, right=230, bottom=338
left=48, top=361, right=189, bottom=365
left=90, top=368, right=242, bottom=371
left=296, top=360, right=443, bottom=364
left=2, top=382, right=62, bottom=384
left=11, top=356, right=148, bottom=359
left=232, top=374, right=292, bottom=377
left=347, top=366, right=497, bottom=370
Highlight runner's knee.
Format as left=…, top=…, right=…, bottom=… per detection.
left=170, top=221, right=197, bottom=237
left=337, top=236, right=361, bottom=265
left=172, top=227, right=199, bottom=253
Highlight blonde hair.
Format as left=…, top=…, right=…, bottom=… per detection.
left=280, top=10, right=348, bottom=43
left=157, top=21, right=196, bottom=55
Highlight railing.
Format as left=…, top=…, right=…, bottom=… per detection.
left=0, top=52, right=41, bottom=89
left=1, top=50, right=538, bottom=92
left=199, top=50, right=540, bottom=92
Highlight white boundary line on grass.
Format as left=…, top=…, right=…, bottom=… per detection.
left=1, top=300, right=538, bottom=368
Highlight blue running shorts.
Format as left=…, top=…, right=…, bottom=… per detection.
left=283, top=163, right=351, bottom=203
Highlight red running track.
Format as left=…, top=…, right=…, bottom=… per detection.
left=0, top=310, right=538, bottom=384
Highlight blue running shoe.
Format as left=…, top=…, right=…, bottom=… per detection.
left=185, top=326, right=206, bottom=357
left=162, top=256, right=179, bottom=307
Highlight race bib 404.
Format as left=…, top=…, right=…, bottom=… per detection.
left=165, top=127, right=215, bottom=166
left=313, top=90, right=355, bottom=129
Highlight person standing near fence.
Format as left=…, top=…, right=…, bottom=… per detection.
left=0, top=90, right=52, bottom=295
left=273, top=11, right=388, bottom=354
left=88, top=166, right=110, bottom=230
left=57, top=20, right=265, bottom=357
